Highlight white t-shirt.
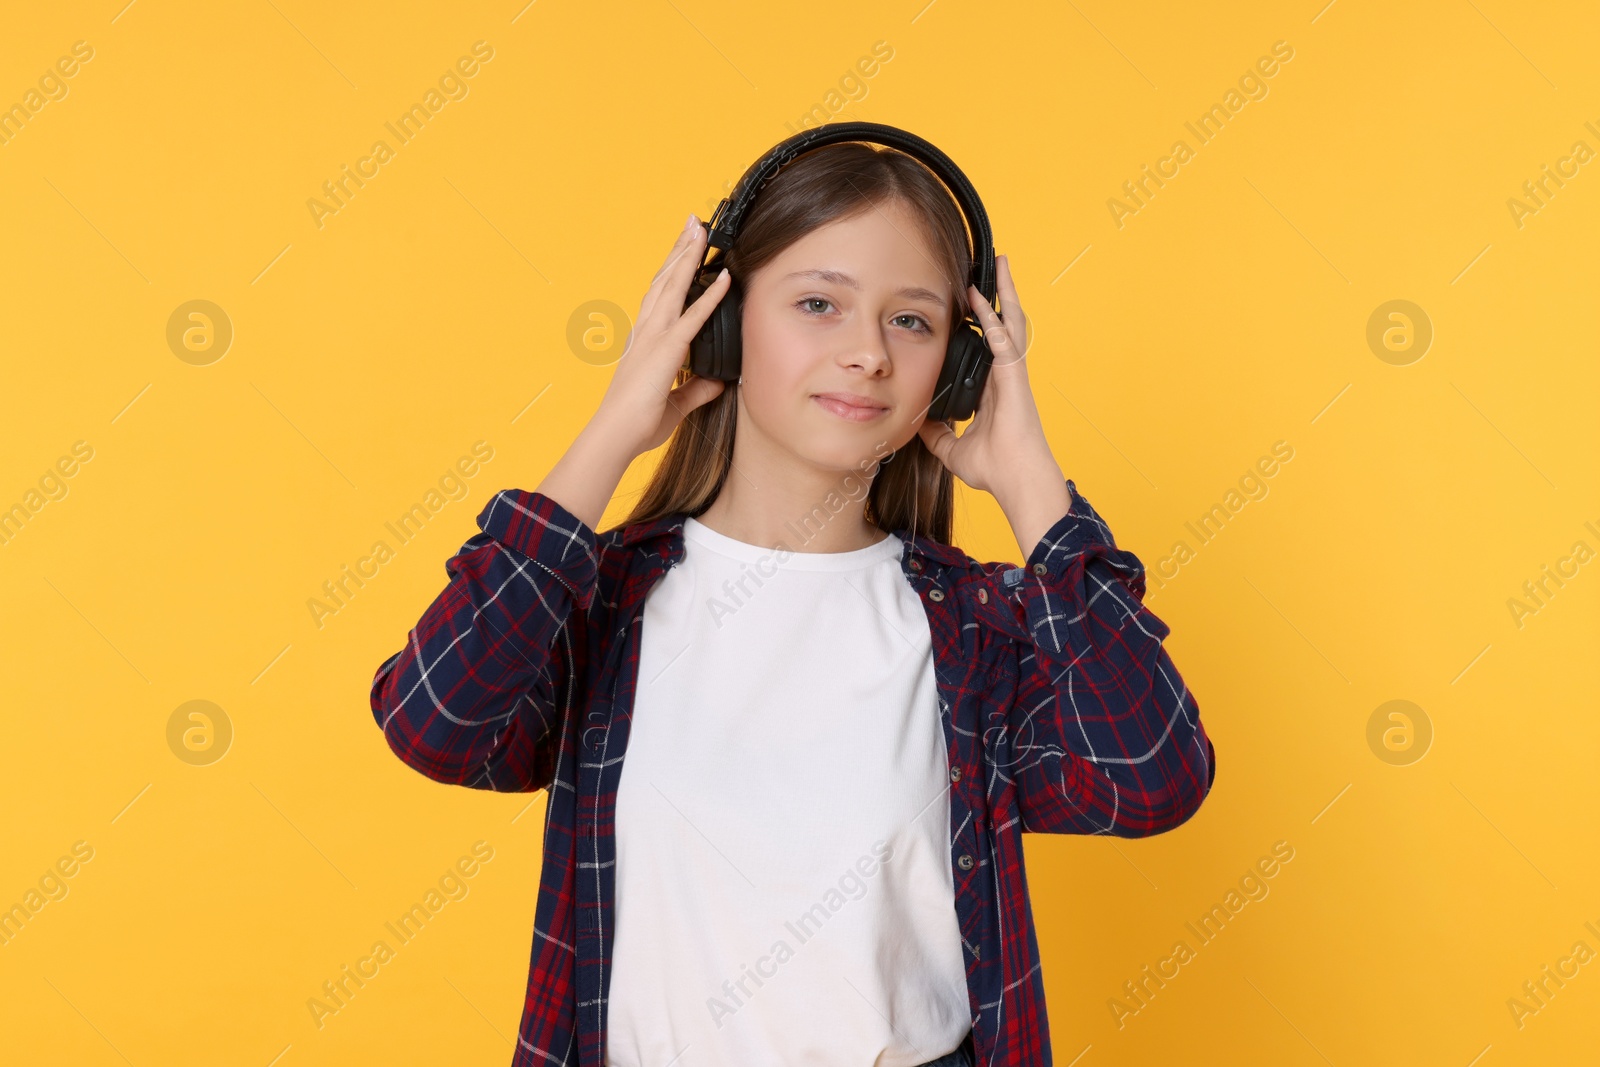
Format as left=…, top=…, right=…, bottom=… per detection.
left=605, top=515, right=970, bottom=1067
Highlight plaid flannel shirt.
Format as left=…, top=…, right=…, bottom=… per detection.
left=370, top=477, right=1216, bottom=1067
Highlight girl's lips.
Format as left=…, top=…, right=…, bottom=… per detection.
left=812, top=395, right=889, bottom=422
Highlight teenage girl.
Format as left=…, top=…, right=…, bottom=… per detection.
left=371, top=137, right=1216, bottom=1067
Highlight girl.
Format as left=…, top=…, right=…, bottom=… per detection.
left=371, top=138, right=1216, bottom=1067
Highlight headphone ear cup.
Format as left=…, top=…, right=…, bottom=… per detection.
left=686, top=268, right=743, bottom=381
left=930, top=322, right=991, bottom=423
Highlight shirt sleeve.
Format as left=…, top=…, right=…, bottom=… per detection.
left=999, top=478, right=1216, bottom=836
left=368, top=489, right=599, bottom=792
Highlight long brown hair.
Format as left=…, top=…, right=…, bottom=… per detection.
left=616, top=140, right=975, bottom=546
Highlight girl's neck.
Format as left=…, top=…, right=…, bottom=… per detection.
left=694, top=485, right=887, bottom=555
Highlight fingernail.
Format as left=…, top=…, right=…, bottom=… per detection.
left=687, top=213, right=698, bottom=232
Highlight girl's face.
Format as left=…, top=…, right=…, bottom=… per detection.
left=736, top=198, right=955, bottom=473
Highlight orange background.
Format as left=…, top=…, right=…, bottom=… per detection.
left=1, top=1, right=1596, bottom=1064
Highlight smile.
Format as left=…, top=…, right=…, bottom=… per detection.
left=812, top=394, right=889, bottom=422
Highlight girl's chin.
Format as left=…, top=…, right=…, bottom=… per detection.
left=745, top=405, right=906, bottom=469
left=795, top=441, right=904, bottom=478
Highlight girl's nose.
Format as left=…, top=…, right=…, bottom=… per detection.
left=842, top=316, right=892, bottom=374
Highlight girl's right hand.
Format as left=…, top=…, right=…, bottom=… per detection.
left=596, top=213, right=734, bottom=458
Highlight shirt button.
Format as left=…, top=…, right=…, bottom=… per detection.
left=957, top=853, right=975, bottom=870
left=909, top=558, right=922, bottom=572
left=1032, top=562, right=1048, bottom=576
left=928, top=588, right=944, bottom=602
left=949, top=766, right=962, bottom=783
left=977, top=587, right=988, bottom=604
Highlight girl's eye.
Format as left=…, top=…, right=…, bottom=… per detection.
left=794, top=298, right=933, bottom=334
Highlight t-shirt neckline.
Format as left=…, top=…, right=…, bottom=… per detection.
left=682, top=515, right=903, bottom=572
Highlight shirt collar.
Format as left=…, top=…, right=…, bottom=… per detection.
left=615, top=510, right=969, bottom=570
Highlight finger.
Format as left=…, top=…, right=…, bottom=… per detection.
left=658, top=221, right=714, bottom=330
left=969, top=284, right=1023, bottom=368
left=667, top=371, right=726, bottom=415
left=650, top=374, right=727, bottom=450
left=637, top=219, right=693, bottom=325
left=640, top=220, right=704, bottom=326
left=994, top=254, right=1028, bottom=355
left=917, top=419, right=957, bottom=471
left=639, top=216, right=706, bottom=328
left=670, top=267, right=733, bottom=345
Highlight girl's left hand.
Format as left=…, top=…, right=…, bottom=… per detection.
left=917, top=253, right=1061, bottom=497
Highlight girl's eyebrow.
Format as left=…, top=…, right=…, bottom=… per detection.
left=784, top=268, right=945, bottom=306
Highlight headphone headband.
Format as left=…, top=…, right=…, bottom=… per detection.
left=703, top=121, right=996, bottom=307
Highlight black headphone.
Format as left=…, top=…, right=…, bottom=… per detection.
left=681, top=121, right=997, bottom=423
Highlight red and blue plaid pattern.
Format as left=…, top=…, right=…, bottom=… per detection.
left=371, top=478, right=1216, bottom=1066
